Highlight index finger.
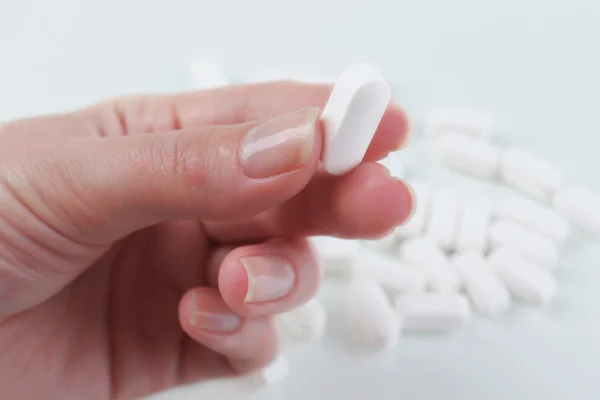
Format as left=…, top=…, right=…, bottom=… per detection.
left=86, top=82, right=411, bottom=161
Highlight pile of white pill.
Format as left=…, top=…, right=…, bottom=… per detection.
left=188, top=56, right=600, bottom=387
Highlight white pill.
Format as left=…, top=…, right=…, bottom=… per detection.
left=278, top=298, right=327, bottom=341
left=425, top=190, right=462, bottom=252
left=497, top=195, right=570, bottom=244
left=487, top=248, right=558, bottom=305
left=353, top=250, right=427, bottom=294
left=394, top=182, right=432, bottom=239
left=394, top=292, right=472, bottom=332
left=310, top=236, right=359, bottom=281
left=397, top=237, right=461, bottom=292
left=320, top=63, right=391, bottom=175
left=454, top=196, right=493, bottom=254
left=553, top=184, right=600, bottom=238
left=488, top=220, right=560, bottom=269
left=345, top=279, right=401, bottom=349
left=189, top=55, right=230, bottom=89
left=259, top=354, right=290, bottom=385
left=360, top=233, right=397, bottom=253
left=435, top=132, right=501, bottom=179
left=500, top=147, right=564, bottom=202
left=451, top=252, right=511, bottom=315
left=425, top=108, right=493, bottom=140
left=379, top=153, right=406, bottom=178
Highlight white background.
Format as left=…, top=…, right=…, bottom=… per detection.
left=2, top=1, right=600, bottom=399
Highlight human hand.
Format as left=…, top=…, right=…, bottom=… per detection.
left=0, top=82, right=412, bottom=399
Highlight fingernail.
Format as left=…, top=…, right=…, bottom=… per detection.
left=241, top=107, right=319, bottom=179
left=190, top=293, right=241, bottom=332
left=241, top=255, right=295, bottom=303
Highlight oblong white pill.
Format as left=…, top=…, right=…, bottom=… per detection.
left=321, top=63, right=391, bottom=175
left=397, top=237, right=461, bottom=292
left=360, top=233, right=397, bottom=253
left=451, top=252, right=511, bottom=315
left=310, top=236, right=359, bottom=281
left=259, top=354, right=290, bottom=385
left=345, top=279, right=401, bottom=349
left=425, top=190, right=462, bottom=252
left=353, top=250, right=427, bottom=294
left=500, top=147, right=564, bottom=202
left=278, top=298, right=327, bottom=341
left=435, top=132, right=501, bottom=179
left=189, top=55, right=230, bottom=89
left=454, top=196, right=493, bottom=254
left=488, top=220, right=560, bottom=269
left=553, top=185, right=600, bottom=238
left=394, top=292, right=472, bottom=332
left=394, top=182, right=432, bottom=239
left=496, top=195, right=570, bottom=244
left=487, top=248, right=558, bottom=305
left=425, top=108, right=493, bottom=140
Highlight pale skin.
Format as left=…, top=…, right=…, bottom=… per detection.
left=0, top=82, right=412, bottom=399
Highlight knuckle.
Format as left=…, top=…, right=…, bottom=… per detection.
left=151, top=134, right=211, bottom=207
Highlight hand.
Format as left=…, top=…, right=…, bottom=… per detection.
left=0, top=82, right=412, bottom=399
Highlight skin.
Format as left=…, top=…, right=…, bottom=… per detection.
left=0, top=82, right=412, bottom=399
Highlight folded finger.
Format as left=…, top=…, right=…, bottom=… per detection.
left=216, top=238, right=320, bottom=318
left=179, top=288, right=279, bottom=374
left=205, top=162, right=413, bottom=242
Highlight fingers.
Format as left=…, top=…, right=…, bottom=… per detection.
left=205, top=162, right=413, bottom=243
left=216, top=238, right=320, bottom=317
left=179, top=288, right=278, bottom=374
left=85, top=82, right=410, bottom=162
left=15, top=107, right=324, bottom=245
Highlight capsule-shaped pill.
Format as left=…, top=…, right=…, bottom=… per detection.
left=488, top=220, right=560, bottom=269
left=499, top=147, right=564, bottom=202
left=496, top=195, right=570, bottom=244
left=487, top=248, right=558, bottom=305
left=425, top=108, right=493, bottom=140
left=394, top=182, right=432, bottom=240
left=451, top=252, right=511, bottom=315
left=454, top=196, right=493, bottom=254
left=394, top=292, right=472, bottom=332
left=353, top=250, right=427, bottom=295
left=397, top=237, right=461, bottom=292
left=345, top=279, right=401, bottom=349
left=435, top=133, right=501, bottom=179
left=321, top=63, right=391, bottom=175
left=259, top=354, right=290, bottom=386
left=310, top=236, right=359, bottom=281
left=425, top=190, right=462, bottom=252
left=553, top=184, right=600, bottom=238
left=278, top=298, right=327, bottom=342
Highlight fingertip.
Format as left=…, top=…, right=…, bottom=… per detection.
left=218, top=240, right=320, bottom=318
left=363, top=100, right=411, bottom=162
left=334, top=163, right=413, bottom=238
left=179, top=288, right=279, bottom=375
left=179, top=288, right=244, bottom=336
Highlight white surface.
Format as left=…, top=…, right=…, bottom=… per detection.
left=2, top=1, right=600, bottom=399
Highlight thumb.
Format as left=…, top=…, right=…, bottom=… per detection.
left=15, top=107, right=322, bottom=246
